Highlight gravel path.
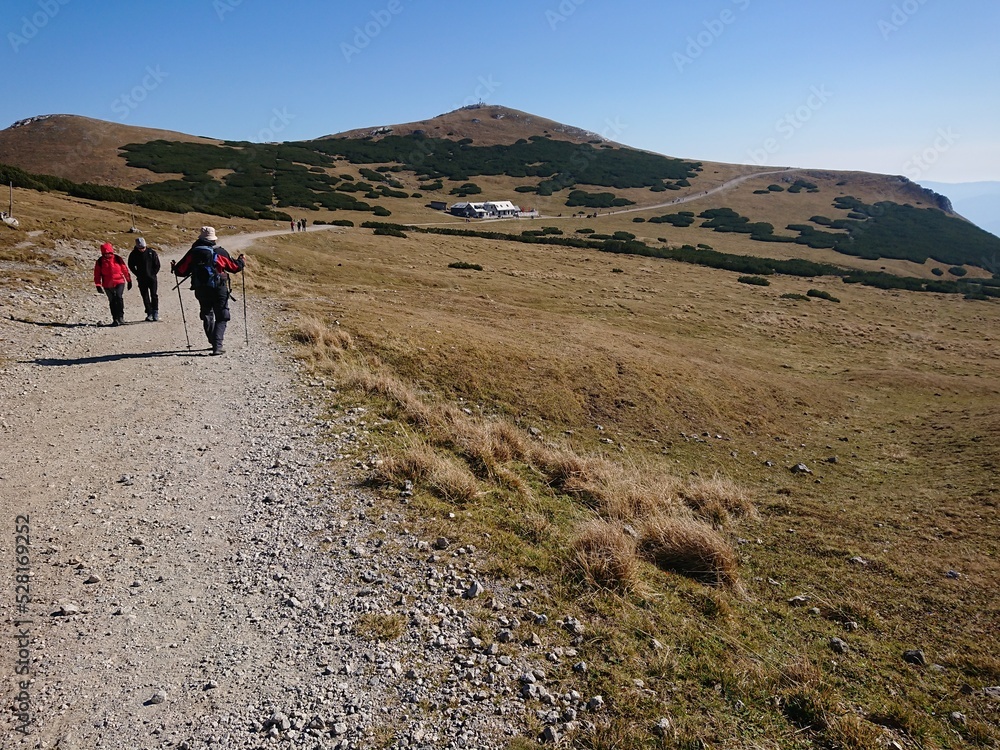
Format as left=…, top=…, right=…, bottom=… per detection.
left=0, top=234, right=593, bottom=750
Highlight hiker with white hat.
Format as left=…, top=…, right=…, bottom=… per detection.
left=127, top=237, right=161, bottom=321
left=171, top=227, right=246, bottom=355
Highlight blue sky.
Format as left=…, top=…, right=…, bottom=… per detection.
left=5, top=0, right=999, bottom=183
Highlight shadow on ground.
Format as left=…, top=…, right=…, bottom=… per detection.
left=32, top=350, right=207, bottom=366
left=9, top=315, right=104, bottom=329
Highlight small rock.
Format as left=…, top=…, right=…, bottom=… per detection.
left=573, top=661, right=587, bottom=673
left=540, top=725, right=561, bottom=744
left=829, top=637, right=848, bottom=654
left=464, top=580, right=485, bottom=599
left=146, top=690, right=166, bottom=705
left=587, top=695, right=605, bottom=712
left=84, top=574, right=101, bottom=584
left=787, top=595, right=810, bottom=607
left=949, top=711, right=967, bottom=727
left=902, top=649, right=926, bottom=666
left=790, top=463, right=812, bottom=475
left=848, top=556, right=868, bottom=566
left=653, top=717, right=672, bottom=736
left=433, top=536, right=450, bottom=550
left=946, top=570, right=961, bottom=579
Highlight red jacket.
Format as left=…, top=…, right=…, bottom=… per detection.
left=94, top=244, right=132, bottom=288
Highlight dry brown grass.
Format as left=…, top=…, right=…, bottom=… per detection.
left=680, top=474, right=758, bottom=524
left=376, top=440, right=481, bottom=505
left=638, top=513, right=739, bottom=587
left=354, top=612, right=406, bottom=641
left=571, top=519, right=642, bottom=594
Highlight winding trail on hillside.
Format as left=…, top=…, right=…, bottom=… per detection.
left=0, top=229, right=548, bottom=750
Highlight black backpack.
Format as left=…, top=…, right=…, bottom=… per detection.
left=189, top=244, right=220, bottom=290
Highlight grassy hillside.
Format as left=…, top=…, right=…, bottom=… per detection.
left=4, top=186, right=999, bottom=748
left=3, top=105, right=1000, bottom=283
left=241, top=223, right=999, bottom=749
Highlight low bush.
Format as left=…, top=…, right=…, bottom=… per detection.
left=780, top=293, right=811, bottom=301
left=767, top=184, right=784, bottom=192
left=632, top=217, right=645, bottom=223
left=448, top=261, right=483, bottom=271
left=373, top=226, right=406, bottom=238
left=948, top=266, right=968, bottom=276
left=576, top=228, right=594, bottom=234
left=373, top=206, right=392, bottom=217
left=807, top=288, right=840, bottom=302
left=931, top=267, right=944, bottom=276
left=738, top=275, right=771, bottom=286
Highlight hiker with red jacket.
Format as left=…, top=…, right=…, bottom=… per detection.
left=172, top=226, right=246, bottom=356
left=93, top=242, right=132, bottom=326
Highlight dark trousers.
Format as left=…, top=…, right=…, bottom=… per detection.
left=138, top=276, right=158, bottom=315
left=195, top=285, right=231, bottom=349
left=103, top=284, right=125, bottom=322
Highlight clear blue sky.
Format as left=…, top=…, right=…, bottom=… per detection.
left=5, top=0, right=999, bottom=183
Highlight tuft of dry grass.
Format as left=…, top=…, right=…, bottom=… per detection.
left=355, top=612, right=406, bottom=641
left=638, top=513, right=739, bottom=587
left=680, top=474, right=758, bottom=525
left=376, top=440, right=481, bottom=505
left=571, top=519, right=642, bottom=594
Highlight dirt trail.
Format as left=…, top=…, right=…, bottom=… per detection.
left=0, top=229, right=533, bottom=749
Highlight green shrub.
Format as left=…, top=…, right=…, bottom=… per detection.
left=767, top=184, right=784, bottom=192
left=448, top=261, right=482, bottom=271
left=373, top=227, right=406, bottom=238
left=807, top=289, right=840, bottom=302
left=612, top=231, right=636, bottom=241
left=931, top=267, right=944, bottom=276
left=566, top=190, right=635, bottom=208
left=419, top=180, right=443, bottom=191
left=611, top=268, right=624, bottom=273
left=373, top=206, right=392, bottom=217
left=948, top=266, right=968, bottom=277
left=576, top=228, right=595, bottom=234
left=738, top=275, right=771, bottom=286
left=450, top=182, right=482, bottom=196
left=632, top=217, right=646, bottom=223
left=780, top=293, right=811, bottom=301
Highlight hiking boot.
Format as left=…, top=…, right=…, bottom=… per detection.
left=211, top=347, right=226, bottom=356
left=152, top=311, right=159, bottom=321
left=110, top=319, right=120, bottom=327
left=145, top=313, right=153, bottom=322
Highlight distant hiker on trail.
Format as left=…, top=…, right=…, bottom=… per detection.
left=93, top=242, right=132, bottom=327
left=127, top=237, right=161, bottom=322
left=171, top=226, right=245, bottom=356
left=290, top=220, right=295, bottom=232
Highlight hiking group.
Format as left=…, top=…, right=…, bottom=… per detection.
left=93, top=226, right=246, bottom=355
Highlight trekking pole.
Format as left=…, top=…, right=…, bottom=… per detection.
left=172, top=266, right=191, bottom=350
left=242, top=266, right=249, bottom=345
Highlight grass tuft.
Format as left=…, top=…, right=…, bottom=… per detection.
left=571, top=519, right=642, bottom=594
left=638, top=514, right=738, bottom=587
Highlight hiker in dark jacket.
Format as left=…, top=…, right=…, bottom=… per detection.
left=127, top=237, right=161, bottom=322
left=93, top=242, right=132, bottom=326
left=172, top=226, right=246, bottom=356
